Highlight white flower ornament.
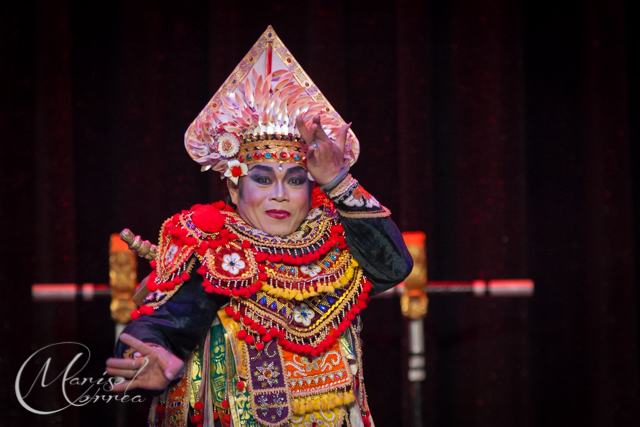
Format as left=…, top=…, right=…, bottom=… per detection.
left=293, top=303, right=316, bottom=326
left=217, top=132, right=241, bottom=158
left=300, top=264, right=322, bottom=278
left=304, top=414, right=325, bottom=427
left=221, top=252, right=245, bottom=275
left=224, top=159, right=248, bottom=184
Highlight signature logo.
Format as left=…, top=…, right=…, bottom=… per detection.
left=15, top=342, right=145, bottom=415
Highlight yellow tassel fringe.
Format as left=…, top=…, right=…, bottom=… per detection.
left=261, top=258, right=360, bottom=301
left=291, top=389, right=356, bottom=415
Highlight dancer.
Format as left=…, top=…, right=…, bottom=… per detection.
left=106, top=26, right=412, bottom=427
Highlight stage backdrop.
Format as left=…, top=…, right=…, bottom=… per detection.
left=1, top=0, right=638, bottom=426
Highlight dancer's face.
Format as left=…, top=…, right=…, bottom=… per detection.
left=228, top=162, right=311, bottom=236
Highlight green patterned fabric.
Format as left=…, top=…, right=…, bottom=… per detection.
left=207, top=322, right=260, bottom=426
left=190, top=345, right=203, bottom=407
left=226, top=350, right=259, bottom=427
left=209, top=323, right=227, bottom=406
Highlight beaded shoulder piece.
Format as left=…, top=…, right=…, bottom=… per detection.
left=218, top=192, right=371, bottom=356
left=134, top=189, right=371, bottom=354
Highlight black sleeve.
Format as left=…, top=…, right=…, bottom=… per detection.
left=322, top=173, right=413, bottom=296
left=114, top=259, right=229, bottom=360
left=341, top=216, right=413, bottom=296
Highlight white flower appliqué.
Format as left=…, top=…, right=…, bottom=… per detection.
left=216, top=132, right=241, bottom=158
left=223, top=159, right=248, bottom=185
left=303, top=414, right=326, bottom=427
left=300, top=264, right=322, bottom=278
left=164, top=244, right=178, bottom=263
left=293, top=303, right=316, bottom=326
left=221, top=252, right=245, bottom=275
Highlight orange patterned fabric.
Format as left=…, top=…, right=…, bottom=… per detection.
left=283, top=339, right=352, bottom=398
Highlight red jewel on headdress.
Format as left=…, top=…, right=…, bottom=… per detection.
left=280, top=152, right=288, bottom=159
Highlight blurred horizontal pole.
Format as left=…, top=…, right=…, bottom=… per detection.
left=32, top=279, right=534, bottom=301
left=377, top=279, right=534, bottom=298
left=32, top=283, right=111, bottom=301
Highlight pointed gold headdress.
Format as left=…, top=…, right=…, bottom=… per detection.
left=184, top=26, right=360, bottom=183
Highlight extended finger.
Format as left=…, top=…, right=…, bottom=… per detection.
left=311, top=115, right=330, bottom=143
left=106, top=357, right=146, bottom=370
left=295, top=115, right=310, bottom=141
left=306, top=122, right=321, bottom=151
left=118, top=333, right=153, bottom=356
left=335, top=122, right=351, bottom=152
left=163, top=356, right=185, bottom=381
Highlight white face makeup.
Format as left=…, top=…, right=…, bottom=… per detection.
left=228, top=162, right=312, bottom=236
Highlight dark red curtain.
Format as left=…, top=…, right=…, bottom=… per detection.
left=1, top=0, right=638, bottom=426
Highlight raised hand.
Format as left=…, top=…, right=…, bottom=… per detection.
left=106, top=333, right=184, bottom=393
left=296, top=114, right=351, bottom=185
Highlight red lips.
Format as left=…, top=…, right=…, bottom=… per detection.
left=265, top=210, right=291, bottom=220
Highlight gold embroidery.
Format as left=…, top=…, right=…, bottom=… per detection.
left=164, top=354, right=192, bottom=427
left=290, top=406, right=348, bottom=427
left=243, top=339, right=293, bottom=427
left=189, top=346, right=203, bottom=408
left=327, top=174, right=358, bottom=200
left=219, top=308, right=249, bottom=380
left=143, top=257, right=197, bottom=310
left=122, top=347, right=138, bottom=359
left=240, top=269, right=364, bottom=341
left=336, top=207, right=391, bottom=218
left=225, top=207, right=334, bottom=251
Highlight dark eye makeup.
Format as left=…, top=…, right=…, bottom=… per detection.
left=247, top=165, right=307, bottom=187
left=250, top=174, right=272, bottom=185
left=287, top=175, right=307, bottom=186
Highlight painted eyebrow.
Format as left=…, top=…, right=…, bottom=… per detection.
left=284, top=166, right=307, bottom=177
left=248, top=165, right=275, bottom=173
left=248, top=164, right=306, bottom=177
